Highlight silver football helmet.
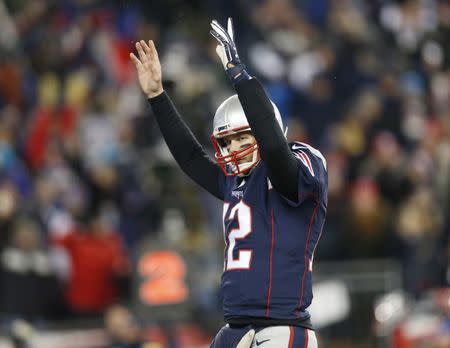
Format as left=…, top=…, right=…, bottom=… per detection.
left=210, top=95, right=284, bottom=176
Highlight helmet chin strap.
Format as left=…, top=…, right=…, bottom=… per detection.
left=236, top=162, right=253, bottom=176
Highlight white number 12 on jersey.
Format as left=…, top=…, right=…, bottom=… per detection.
left=223, top=201, right=253, bottom=270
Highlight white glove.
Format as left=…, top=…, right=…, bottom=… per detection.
left=210, top=18, right=236, bottom=68
left=210, top=17, right=250, bottom=84
left=236, top=329, right=255, bottom=348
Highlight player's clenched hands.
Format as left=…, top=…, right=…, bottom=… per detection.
left=130, top=40, right=163, bottom=99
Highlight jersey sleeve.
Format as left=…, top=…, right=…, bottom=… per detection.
left=282, top=142, right=328, bottom=206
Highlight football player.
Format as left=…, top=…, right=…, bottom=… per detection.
left=130, top=18, right=327, bottom=348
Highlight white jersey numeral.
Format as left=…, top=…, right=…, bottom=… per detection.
left=223, top=201, right=253, bottom=270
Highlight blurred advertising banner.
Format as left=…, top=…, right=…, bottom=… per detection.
left=138, top=250, right=189, bottom=306
left=132, top=238, right=194, bottom=324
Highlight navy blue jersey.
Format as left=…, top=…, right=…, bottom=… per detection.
left=218, top=142, right=327, bottom=322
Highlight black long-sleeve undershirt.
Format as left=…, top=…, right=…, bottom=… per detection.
left=235, top=78, right=299, bottom=202
left=148, top=78, right=299, bottom=202
left=148, top=92, right=224, bottom=200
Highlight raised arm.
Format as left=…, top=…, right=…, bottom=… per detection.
left=210, top=20, right=300, bottom=202
left=130, top=40, right=224, bottom=200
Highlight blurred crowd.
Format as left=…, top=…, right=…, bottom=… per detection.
left=0, top=0, right=450, bottom=346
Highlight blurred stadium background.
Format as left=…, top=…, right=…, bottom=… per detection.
left=0, top=0, right=449, bottom=347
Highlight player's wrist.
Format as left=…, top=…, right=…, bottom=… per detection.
left=226, top=64, right=251, bottom=85
left=146, top=88, right=164, bottom=99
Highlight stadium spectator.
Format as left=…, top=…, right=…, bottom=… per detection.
left=0, top=218, right=63, bottom=323
left=51, top=207, right=131, bottom=318
left=103, top=304, right=154, bottom=348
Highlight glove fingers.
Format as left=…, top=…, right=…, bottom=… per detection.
left=210, top=17, right=245, bottom=79
left=210, top=28, right=232, bottom=62
left=227, top=17, right=234, bottom=41
left=209, top=29, right=226, bottom=44
left=209, top=29, right=222, bottom=42
left=211, top=20, right=230, bottom=42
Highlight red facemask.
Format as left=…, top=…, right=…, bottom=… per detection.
left=210, top=134, right=260, bottom=176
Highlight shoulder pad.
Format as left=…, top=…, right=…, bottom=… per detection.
left=289, top=142, right=327, bottom=172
